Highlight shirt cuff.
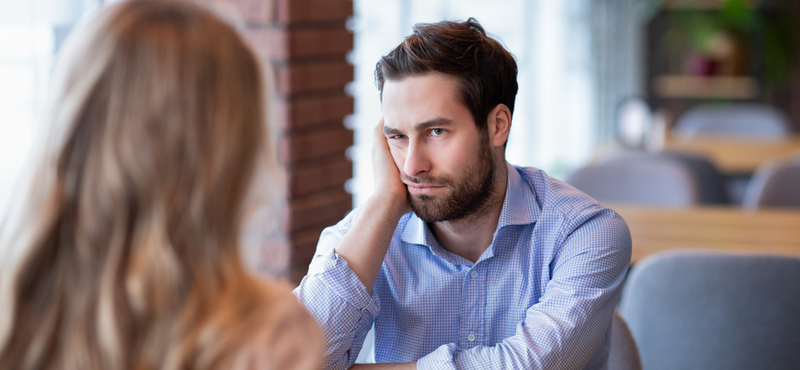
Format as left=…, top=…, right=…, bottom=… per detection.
left=308, top=248, right=380, bottom=317
left=416, top=343, right=458, bottom=370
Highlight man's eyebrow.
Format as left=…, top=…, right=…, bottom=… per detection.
left=383, top=125, right=403, bottom=136
left=414, top=118, right=453, bottom=132
left=383, top=118, right=453, bottom=136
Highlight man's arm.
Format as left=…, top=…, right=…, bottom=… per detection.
left=335, top=119, right=409, bottom=292
left=294, top=119, right=411, bottom=369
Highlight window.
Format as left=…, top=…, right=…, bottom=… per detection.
left=0, top=0, right=99, bottom=216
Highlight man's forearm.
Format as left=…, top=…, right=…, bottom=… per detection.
left=335, top=194, right=406, bottom=293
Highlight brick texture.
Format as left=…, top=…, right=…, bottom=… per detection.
left=284, top=28, right=353, bottom=59
left=226, top=0, right=354, bottom=282
left=247, top=27, right=353, bottom=62
left=275, top=94, right=354, bottom=129
left=290, top=156, right=353, bottom=197
left=275, top=61, right=354, bottom=95
left=288, top=187, right=351, bottom=232
left=220, top=0, right=274, bottom=24
left=281, top=125, right=353, bottom=164
left=276, top=0, right=353, bottom=23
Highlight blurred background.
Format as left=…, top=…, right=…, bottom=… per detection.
left=2, top=0, right=800, bottom=281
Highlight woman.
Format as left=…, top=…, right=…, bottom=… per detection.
left=0, top=0, right=322, bottom=369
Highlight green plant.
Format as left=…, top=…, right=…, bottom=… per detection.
left=649, top=0, right=800, bottom=85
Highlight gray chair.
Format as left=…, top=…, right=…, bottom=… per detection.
left=608, top=310, right=642, bottom=370
left=742, top=154, right=800, bottom=209
left=663, top=152, right=730, bottom=204
left=673, top=103, right=791, bottom=139
left=619, top=251, right=800, bottom=370
left=566, top=155, right=700, bottom=207
left=601, top=150, right=729, bottom=204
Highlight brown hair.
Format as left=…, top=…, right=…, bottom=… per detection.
left=0, top=0, right=310, bottom=369
left=375, top=18, right=519, bottom=130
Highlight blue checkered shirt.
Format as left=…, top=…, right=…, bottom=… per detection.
left=294, top=164, right=632, bottom=370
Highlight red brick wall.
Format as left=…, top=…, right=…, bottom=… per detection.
left=225, top=0, right=354, bottom=283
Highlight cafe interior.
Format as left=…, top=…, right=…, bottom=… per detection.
left=0, top=0, right=799, bottom=368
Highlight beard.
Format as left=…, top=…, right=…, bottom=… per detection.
left=403, top=134, right=496, bottom=223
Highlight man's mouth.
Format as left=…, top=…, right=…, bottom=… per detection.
left=404, top=182, right=446, bottom=195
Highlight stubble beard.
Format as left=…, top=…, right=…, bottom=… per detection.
left=404, top=134, right=497, bottom=223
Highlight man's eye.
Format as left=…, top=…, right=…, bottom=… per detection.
left=431, top=128, right=445, bottom=136
left=390, top=134, right=407, bottom=140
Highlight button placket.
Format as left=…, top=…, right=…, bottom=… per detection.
left=458, top=263, right=486, bottom=349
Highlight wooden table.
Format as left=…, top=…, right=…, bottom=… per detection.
left=662, top=134, right=800, bottom=175
left=609, top=204, right=800, bottom=264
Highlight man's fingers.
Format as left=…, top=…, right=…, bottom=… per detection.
left=373, top=118, right=387, bottom=148
left=373, top=118, right=390, bottom=155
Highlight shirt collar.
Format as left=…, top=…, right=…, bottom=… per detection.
left=400, top=162, right=540, bottom=253
left=497, top=162, right=541, bottom=228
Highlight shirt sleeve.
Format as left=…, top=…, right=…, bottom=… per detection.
left=416, top=208, right=632, bottom=370
left=293, top=209, right=381, bottom=370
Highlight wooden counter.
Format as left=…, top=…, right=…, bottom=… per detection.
left=609, top=204, right=800, bottom=264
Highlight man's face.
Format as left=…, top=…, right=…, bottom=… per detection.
left=382, top=73, right=496, bottom=222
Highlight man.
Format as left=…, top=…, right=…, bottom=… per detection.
left=295, top=18, right=631, bottom=370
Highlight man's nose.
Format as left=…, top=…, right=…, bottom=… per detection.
left=403, top=141, right=431, bottom=178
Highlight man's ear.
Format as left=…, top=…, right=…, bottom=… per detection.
left=487, top=104, right=511, bottom=148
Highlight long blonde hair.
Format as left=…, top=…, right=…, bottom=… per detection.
left=0, top=0, right=292, bottom=368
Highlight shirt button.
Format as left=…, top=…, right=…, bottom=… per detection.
left=471, top=270, right=478, bottom=278
left=468, top=334, right=476, bottom=342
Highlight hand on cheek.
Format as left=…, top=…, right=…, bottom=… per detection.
left=372, top=118, right=411, bottom=213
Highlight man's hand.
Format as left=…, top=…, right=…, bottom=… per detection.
left=371, top=118, right=410, bottom=213
left=333, top=118, right=410, bottom=293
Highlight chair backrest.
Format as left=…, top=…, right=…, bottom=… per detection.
left=742, top=154, right=800, bottom=209
left=673, top=103, right=791, bottom=139
left=608, top=310, right=642, bottom=370
left=566, top=156, right=700, bottom=207
left=619, top=251, right=800, bottom=370
left=602, top=150, right=729, bottom=204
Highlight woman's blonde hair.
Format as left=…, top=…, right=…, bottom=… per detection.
left=0, top=0, right=302, bottom=368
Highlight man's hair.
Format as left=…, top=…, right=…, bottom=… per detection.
left=375, top=18, right=518, bottom=130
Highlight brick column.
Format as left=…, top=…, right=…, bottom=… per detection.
left=225, top=0, right=354, bottom=283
